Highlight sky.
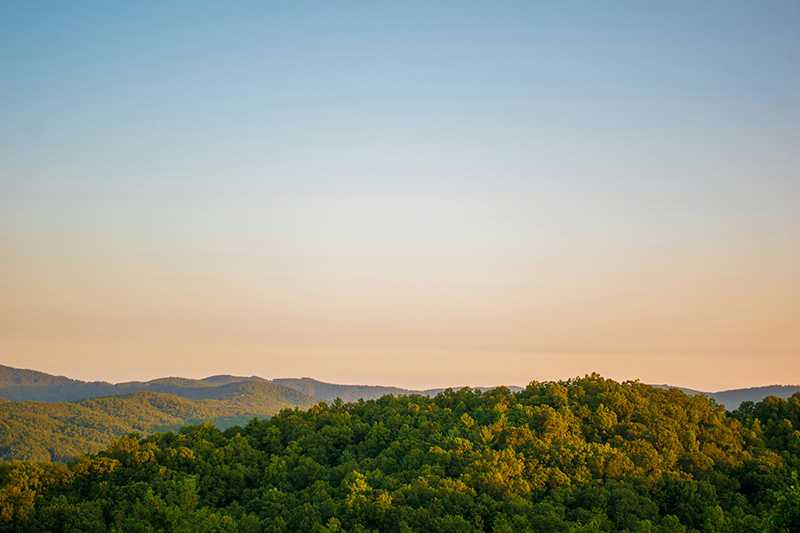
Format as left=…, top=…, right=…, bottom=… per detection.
left=1, top=1, right=798, bottom=391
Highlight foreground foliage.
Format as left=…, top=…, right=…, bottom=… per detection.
left=1, top=375, right=798, bottom=532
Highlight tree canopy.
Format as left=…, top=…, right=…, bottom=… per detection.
left=1, top=375, right=798, bottom=532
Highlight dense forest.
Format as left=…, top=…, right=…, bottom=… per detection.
left=3, top=365, right=798, bottom=465
left=0, top=365, right=524, bottom=462
left=0, top=384, right=315, bottom=462
left=1, top=375, right=798, bottom=532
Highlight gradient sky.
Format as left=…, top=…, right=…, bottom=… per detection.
left=1, top=1, right=799, bottom=390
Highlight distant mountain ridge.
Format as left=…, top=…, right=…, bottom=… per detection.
left=0, top=365, right=521, bottom=404
left=1, top=364, right=798, bottom=462
left=0, top=365, right=269, bottom=402
left=649, top=383, right=800, bottom=410
left=273, top=377, right=417, bottom=402
left=0, top=365, right=326, bottom=461
left=707, top=385, right=800, bottom=410
left=271, top=377, right=520, bottom=402
left=0, top=365, right=526, bottom=462
left=2, top=364, right=797, bottom=409
left=0, top=373, right=317, bottom=462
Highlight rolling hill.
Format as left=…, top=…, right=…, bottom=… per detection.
left=0, top=379, right=316, bottom=462
left=0, top=365, right=268, bottom=402
left=0, top=366, right=521, bottom=404
left=273, top=377, right=428, bottom=402
left=3, top=364, right=795, bottom=410
left=2, top=364, right=798, bottom=463
left=709, top=385, right=800, bottom=410
left=651, top=383, right=800, bottom=410
left=2, top=376, right=799, bottom=531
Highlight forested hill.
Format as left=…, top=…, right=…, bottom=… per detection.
left=650, top=384, right=800, bottom=411
left=0, top=366, right=525, bottom=463
left=0, top=366, right=522, bottom=405
left=0, top=382, right=316, bottom=462
left=710, top=386, right=800, bottom=410
left=0, top=365, right=268, bottom=402
left=273, top=377, right=421, bottom=403
left=1, top=376, right=798, bottom=531
left=272, top=377, right=524, bottom=403
left=2, top=364, right=798, bottom=464
left=3, top=364, right=796, bottom=409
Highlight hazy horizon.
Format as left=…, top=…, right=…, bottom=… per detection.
left=5, top=361, right=800, bottom=395
left=2, top=2, right=798, bottom=391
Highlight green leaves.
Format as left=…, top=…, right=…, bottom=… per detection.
left=1, top=379, right=799, bottom=532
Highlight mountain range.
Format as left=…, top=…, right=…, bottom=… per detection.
left=648, top=383, right=800, bottom=410
left=1, top=363, right=797, bottom=462
left=0, top=364, right=522, bottom=462
left=0, top=365, right=518, bottom=403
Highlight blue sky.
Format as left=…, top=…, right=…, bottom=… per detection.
left=1, top=2, right=798, bottom=388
